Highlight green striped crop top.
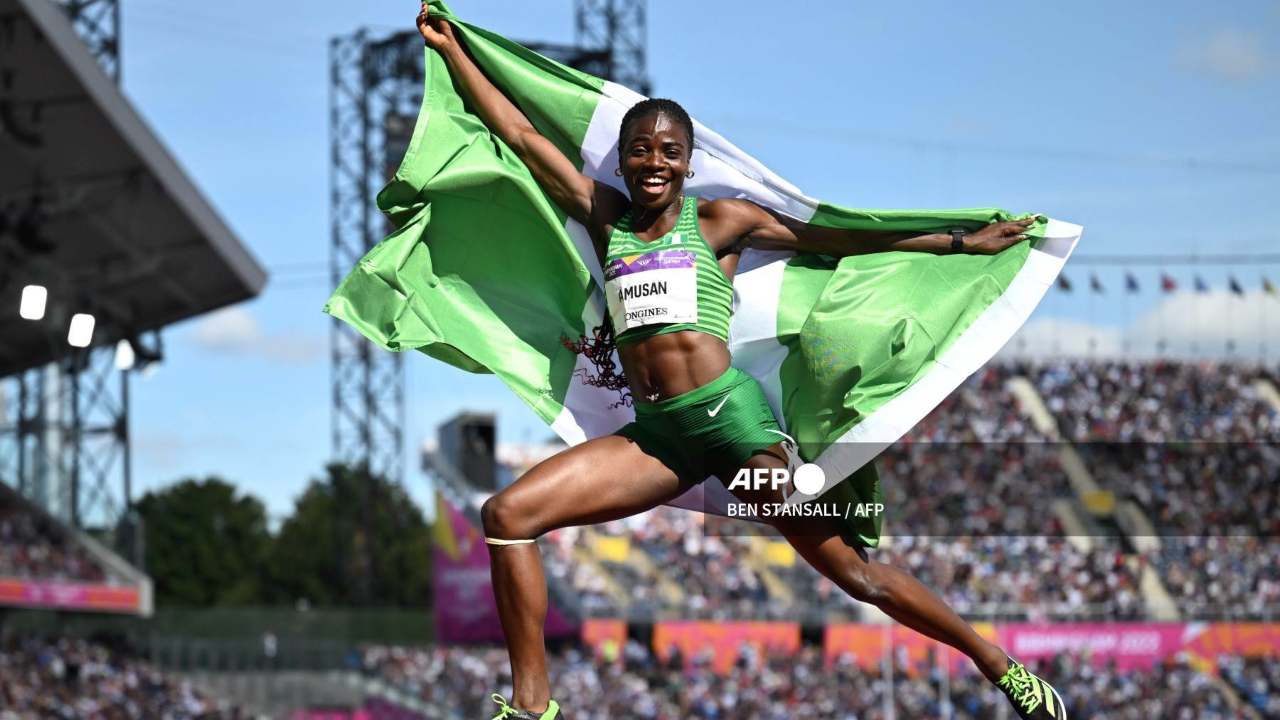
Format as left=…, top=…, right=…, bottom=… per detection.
left=602, top=195, right=734, bottom=346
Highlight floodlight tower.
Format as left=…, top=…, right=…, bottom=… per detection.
left=0, top=0, right=134, bottom=545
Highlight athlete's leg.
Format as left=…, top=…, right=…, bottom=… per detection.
left=480, top=434, right=692, bottom=713
left=720, top=447, right=1010, bottom=682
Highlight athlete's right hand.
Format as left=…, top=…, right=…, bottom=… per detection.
left=416, top=2, right=455, bottom=51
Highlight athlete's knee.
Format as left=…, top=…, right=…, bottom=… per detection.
left=480, top=492, right=541, bottom=541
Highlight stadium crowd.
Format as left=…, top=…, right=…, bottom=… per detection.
left=361, top=642, right=1268, bottom=719
left=1221, top=654, right=1280, bottom=719
left=1155, top=536, right=1280, bottom=620
left=0, top=496, right=109, bottom=584
left=1086, top=443, right=1279, bottom=537
left=540, top=526, right=620, bottom=616
left=0, top=635, right=246, bottom=719
left=1031, top=360, right=1278, bottom=443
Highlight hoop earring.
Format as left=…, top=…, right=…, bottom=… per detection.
left=614, top=167, right=623, bottom=176
left=686, top=170, right=696, bottom=179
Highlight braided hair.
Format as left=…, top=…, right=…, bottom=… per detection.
left=561, top=321, right=632, bottom=409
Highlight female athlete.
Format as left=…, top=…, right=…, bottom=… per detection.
left=417, top=4, right=1065, bottom=719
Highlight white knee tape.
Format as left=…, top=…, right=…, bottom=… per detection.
left=484, top=537, right=536, bottom=546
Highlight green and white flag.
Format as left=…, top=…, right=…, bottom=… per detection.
left=324, top=1, right=1080, bottom=526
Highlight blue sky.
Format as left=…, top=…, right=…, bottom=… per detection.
left=114, top=1, right=1279, bottom=519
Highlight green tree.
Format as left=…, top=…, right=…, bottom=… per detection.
left=135, top=477, right=270, bottom=606
left=264, top=463, right=430, bottom=607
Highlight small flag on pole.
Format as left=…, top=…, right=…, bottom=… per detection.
left=1125, top=272, right=1140, bottom=293
left=1058, top=274, right=1073, bottom=292
left=1194, top=275, right=1209, bottom=293
left=1161, top=274, right=1178, bottom=293
left=1090, top=273, right=1104, bottom=293
left=1228, top=275, right=1245, bottom=296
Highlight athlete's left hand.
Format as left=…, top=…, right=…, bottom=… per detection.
left=966, top=216, right=1040, bottom=254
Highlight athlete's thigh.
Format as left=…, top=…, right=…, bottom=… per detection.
left=494, top=433, right=693, bottom=534
left=713, top=441, right=790, bottom=507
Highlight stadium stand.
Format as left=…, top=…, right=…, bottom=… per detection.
left=361, top=643, right=1270, bottom=720
left=1222, top=654, right=1280, bottom=719
left=0, top=496, right=109, bottom=584
left=0, top=635, right=247, bottom=719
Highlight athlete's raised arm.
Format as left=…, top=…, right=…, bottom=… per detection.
left=701, top=198, right=1038, bottom=257
left=416, top=3, right=620, bottom=228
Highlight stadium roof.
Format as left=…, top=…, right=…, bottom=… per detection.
left=0, top=0, right=267, bottom=377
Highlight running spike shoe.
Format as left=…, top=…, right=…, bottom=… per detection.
left=997, top=657, right=1067, bottom=719
left=488, top=693, right=562, bottom=719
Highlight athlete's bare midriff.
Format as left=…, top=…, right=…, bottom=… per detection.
left=618, top=330, right=731, bottom=403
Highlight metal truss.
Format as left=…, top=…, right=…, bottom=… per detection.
left=328, top=7, right=649, bottom=484
left=0, top=345, right=130, bottom=536
left=0, top=0, right=133, bottom=553
left=576, top=0, right=650, bottom=95
left=56, top=0, right=120, bottom=82
left=328, top=31, right=413, bottom=486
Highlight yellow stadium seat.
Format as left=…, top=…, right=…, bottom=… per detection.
left=764, top=541, right=796, bottom=567
left=593, top=536, right=631, bottom=563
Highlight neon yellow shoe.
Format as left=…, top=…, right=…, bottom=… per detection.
left=997, top=658, right=1067, bottom=719
left=488, top=693, right=562, bottom=719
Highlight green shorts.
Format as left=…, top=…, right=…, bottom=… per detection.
left=616, top=366, right=782, bottom=483
left=616, top=366, right=883, bottom=548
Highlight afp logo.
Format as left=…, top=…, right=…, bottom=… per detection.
left=726, top=464, right=826, bottom=495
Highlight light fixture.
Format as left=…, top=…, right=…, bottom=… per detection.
left=114, top=339, right=135, bottom=370
left=19, top=284, right=46, bottom=320
left=67, top=313, right=95, bottom=347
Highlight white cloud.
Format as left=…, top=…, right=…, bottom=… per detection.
left=189, top=306, right=324, bottom=365
left=1128, top=290, right=1280, bottom=358
left=1004, top=291, right=1280, bottom=361
left=1000, top=317, right=1125, bottom=360
left=1177, top=28, right=1269, bottom=82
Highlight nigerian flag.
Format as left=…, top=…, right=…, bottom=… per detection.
left=324, top=1, right=1080, bottom=535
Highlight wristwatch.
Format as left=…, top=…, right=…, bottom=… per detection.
left=950, top=229, right=967, bottom=254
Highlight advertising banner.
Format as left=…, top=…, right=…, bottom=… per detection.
left=433, top=493, right=575, bottom=643
left=1001, top=623, right=1280, bottom=672
left=824, top=622, right=1280, bottom=675
left=581, top=619, right=627, bottom=664
left=652, top=621, right=801, bottom=673
left=0, top=578, right=141, bottom=614
left=824, top=622, right=997, bottom=673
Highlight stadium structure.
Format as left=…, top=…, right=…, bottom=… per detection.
left=0, top=0, right=264, bottom=618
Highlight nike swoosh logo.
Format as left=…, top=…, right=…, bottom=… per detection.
left=707, top=395, right=730, bottom=417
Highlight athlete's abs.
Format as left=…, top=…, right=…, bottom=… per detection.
left=618, top=330, right=731, bottom=402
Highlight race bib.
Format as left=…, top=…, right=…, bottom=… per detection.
left=604, top=246, right=698, bottom=333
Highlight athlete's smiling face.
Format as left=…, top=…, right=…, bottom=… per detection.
left=618, top=111, right=691, bottom=210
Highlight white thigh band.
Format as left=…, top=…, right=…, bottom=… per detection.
left=484, top=537, right=536, bottom=546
